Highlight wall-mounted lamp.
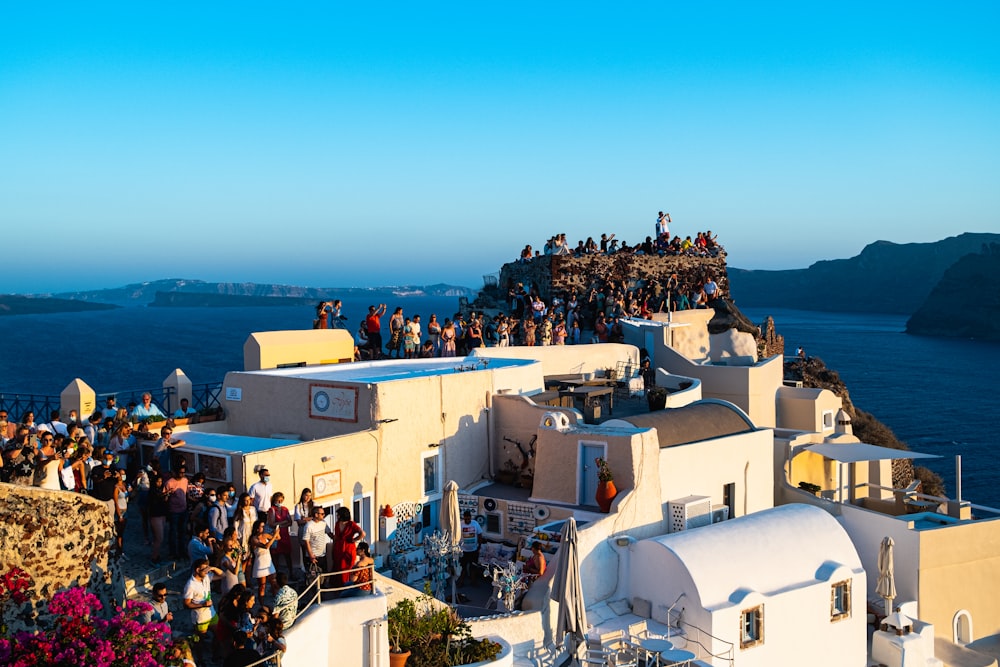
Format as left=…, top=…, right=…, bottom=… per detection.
left=428, top=442, right=442, bottom=448
left=321, top=455, right=335, bottom=463
left=375, top=418, right=398, bottom=425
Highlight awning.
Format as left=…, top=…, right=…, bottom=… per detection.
left=803, top=442, right=940, bottom=463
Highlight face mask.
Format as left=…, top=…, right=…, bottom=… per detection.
left=104, top=460, right=113, bottom=467
left=274, top=501, right=282, bottom=507
left=66, top=447, right=76, bottom=457
left=208, top=495, right=217, bottom=502
left=263, top=476, right=271, bottom=483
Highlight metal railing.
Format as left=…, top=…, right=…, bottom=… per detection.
left=1, top=381, right=223, bottom=422
left=0, top=393, right=60, bottom=422
left=676, top=618, right=735, bottom=666
left=296, top=563, right=378, bottom=617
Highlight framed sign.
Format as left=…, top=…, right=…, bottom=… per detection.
left=313, top=470, right=342, bottom=502
left=309, top=383, right=358, bottom=422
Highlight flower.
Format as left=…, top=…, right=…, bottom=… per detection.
left=595, top=457, right=614, bottom=483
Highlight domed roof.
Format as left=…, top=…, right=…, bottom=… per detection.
left=645, top=504, right=862, bottom=610
left=618, top=401, right=754, bottom=448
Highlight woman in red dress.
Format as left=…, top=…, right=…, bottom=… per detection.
left=267, top=491, right=294, bottom=576
left=332, top=507, right=365, bottom=587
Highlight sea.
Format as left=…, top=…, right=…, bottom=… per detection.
left=1, top=299, right=996, bottom=508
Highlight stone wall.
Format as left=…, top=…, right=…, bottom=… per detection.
left=0, top=483, right=121, bottom=632
left=498, top=253, right=729, bottom=301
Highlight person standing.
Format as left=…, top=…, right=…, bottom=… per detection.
left=303, top=506, right=333, bottom=575
left=164, top=462, right=190, bottom=560
left=456, top=510, right=482, bottom=587
left=387, top=307, right=404, bottom=358
left=184, top=558, right=222, bottom=655
left=332, top=507, right=364, bottom=587
left=426, top=314, right=442, bottom=356
left=248, top=467, right=273, bottom=520
left=267, top=492, right=294, bottom=576
left=365, top=304, right=387, bottom=359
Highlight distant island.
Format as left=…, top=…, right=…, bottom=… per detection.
left=1, top=279, right=477, bottom=315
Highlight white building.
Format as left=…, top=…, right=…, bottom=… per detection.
left=628, top=503, right=867, bottom=667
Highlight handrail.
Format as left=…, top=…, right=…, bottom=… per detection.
left=0, top=393, right=61, bottom=422
left=294, top=563, right=378, bottom=622
left=677, top=618, right=735, bottom=665
left=241, top=650, right=283, bottom=667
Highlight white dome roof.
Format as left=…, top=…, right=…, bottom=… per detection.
left=645, top=504, right=862, bottom=610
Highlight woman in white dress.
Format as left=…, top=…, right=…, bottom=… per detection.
left=250, top=518, right=280, bottom=598
left=233, top=493, right=256, bottom=580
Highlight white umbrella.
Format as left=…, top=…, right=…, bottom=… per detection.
left=440, top=480, right=461, bottom=603
left=550, top=517, right=586, bottom=664
left=440, top=480, right=461, bottom=546
left=876, top=536, right=896, bottom=618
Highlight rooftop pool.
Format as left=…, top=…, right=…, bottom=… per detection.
left=901, top=511, right=961, bottom=530
left=239, top=356, right=535, bottom=384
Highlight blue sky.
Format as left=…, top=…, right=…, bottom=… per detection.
left=2, top=3, right=998, bottom=293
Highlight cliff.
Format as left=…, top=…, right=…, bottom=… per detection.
left=729, top=232, right=1000, bottom=314
left=905, top=243, right=1000, bottom=340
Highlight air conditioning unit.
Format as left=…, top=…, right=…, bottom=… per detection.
left=667, top=495, right=712, bottom=533
left=711, top=505, right=730, bottom=524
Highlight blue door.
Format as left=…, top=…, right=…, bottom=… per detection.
left=581, top=444, right=604, bottom=506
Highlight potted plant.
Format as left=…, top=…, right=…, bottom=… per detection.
left=387, top=593, right=502, bottom=667
left=594, top=457, right=618, bottom=513
left=646, top=386, right=668, bottom=411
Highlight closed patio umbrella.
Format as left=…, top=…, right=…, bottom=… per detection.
left=440, top=480, right=461, bottom=603
left=876, top=536, right=896, bottom=618
left=440, top=480, right=461, bottom=546
left=550, top=517, right=586, bottom=664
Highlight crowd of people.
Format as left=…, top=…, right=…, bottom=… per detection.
left=519, top=213, right=723, bottom=261
left=1, top=393, right=375, bottom=667
left=339, top=268, right=723, bottom=360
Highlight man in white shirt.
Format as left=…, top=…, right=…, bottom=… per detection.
left=302, top=506, right=333, bottom=573
left=183, top=558, right=222, bottom=641
left=248, top=467, right=273, bottom=520
left=457, top=510, right=483, bottom=586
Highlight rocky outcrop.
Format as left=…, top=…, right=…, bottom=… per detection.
left=0, top=484, right=121, bottom=633
left=497, top=253, right=729, bottom=302
left=906, top=243, right=1000, bottom=340
left=729, top=232, right=1000, bottom=314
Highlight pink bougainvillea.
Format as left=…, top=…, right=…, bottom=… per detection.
left=0, top=569, right=175, bottom=667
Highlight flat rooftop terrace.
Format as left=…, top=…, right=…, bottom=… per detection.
left=236, top=356, right=535, bottom=384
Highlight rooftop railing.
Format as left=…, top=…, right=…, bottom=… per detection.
left=0, top=381, right=222, bottom=421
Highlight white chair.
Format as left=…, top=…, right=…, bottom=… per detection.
left=626, top=620, right=649, bottom=641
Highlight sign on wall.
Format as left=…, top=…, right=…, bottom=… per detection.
left=309, top=383, right=358, bottom=422
left=312, top=470, right=342, bottom=502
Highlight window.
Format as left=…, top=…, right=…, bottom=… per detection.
left=740, top=605, right=764, bottom=649
left=831, top=580, right=851, bottom=621
left=822, top=410, right=834, bottom=430
left=422, top=452, right=441, bottom=496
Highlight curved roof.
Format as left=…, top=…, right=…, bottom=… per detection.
left=619, top=401, right=754, bottom=448
left=646, top=504, right=862, bottom=610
